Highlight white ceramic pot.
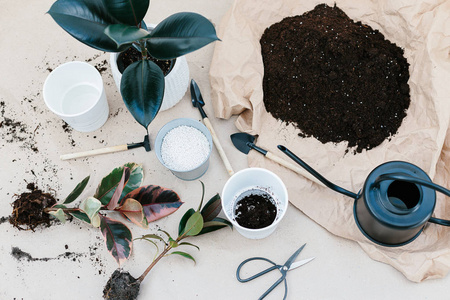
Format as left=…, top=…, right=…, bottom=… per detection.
left=109, top=51, right=189, bottom=112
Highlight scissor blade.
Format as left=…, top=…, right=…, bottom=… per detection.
left=284, top=244, right=306, bottom=269
left=288, top=257, right=315, bottom=271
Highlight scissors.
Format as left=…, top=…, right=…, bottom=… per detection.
left=236, top=244, right=314, bottom=300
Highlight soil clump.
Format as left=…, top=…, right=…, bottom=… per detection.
left=260, top=4, right=410, bottom=153
left=103, top=269, right=140, bottom=300
left=10, top=183, right=57, bottom=231
left=117, top=47, right=173, bottom=76
left=234, top=192, right=277, bottom=229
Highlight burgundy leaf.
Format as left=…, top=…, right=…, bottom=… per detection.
left=123, top=185, right=183, bottom=222
left=99, top=215, right=132, bottom=265
left=107, top=167, right=131, bottom=210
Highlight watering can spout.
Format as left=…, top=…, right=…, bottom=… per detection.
left=277, top=145, right=358, bottom=198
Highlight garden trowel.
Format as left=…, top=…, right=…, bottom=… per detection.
left=191, top=79, right=234, bottom=176
left=60, top=134, right=151, bottom=160
left=230, top=133, right=325, bottom=187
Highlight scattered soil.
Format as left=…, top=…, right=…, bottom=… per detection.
left=9, top=183, right=57, bottom=231
left=117, top=46, right=174, bottom=76
left=11, top=246, right=83, bottom=262
left=103, top=269, right=140, bottom=300
left=234, top=191, right=277, bottom=229
left=260, top=4, right=410, bottom=153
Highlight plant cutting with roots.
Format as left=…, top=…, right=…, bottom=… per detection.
left=44, top=163, right=183, bottom=264
left=48, top=0, right=219, bottom=135
left=103, top=182, right=232, bottom=300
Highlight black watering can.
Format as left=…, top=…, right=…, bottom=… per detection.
left=278, top=145, right=450, bottom=247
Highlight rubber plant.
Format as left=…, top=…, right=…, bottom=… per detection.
left=103, top=182, right=232, bottom=300
left=45, top=162, right=183, bottom=265
left=48, top=0, right=219, bottom=136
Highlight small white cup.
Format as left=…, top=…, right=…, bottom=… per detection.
left=221, top=168, right=289, bottom=239
left=43, top=61, right=109, bottom=132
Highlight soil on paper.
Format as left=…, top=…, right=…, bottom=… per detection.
left=9, top=183, right=57, bottom=231
left=260, top=4, right=411, bottom=153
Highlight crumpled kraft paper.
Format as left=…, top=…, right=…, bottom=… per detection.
left=210, top=0, right=450, bottom=282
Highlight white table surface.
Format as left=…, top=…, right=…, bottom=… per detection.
left=1, top=0, right=448, bottom=299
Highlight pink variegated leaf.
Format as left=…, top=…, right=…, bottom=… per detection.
left=99, top=215, right=132, bottom=265
left=107, top=167, right=131, bottom=210
left=123, top=185, right=183, bottom=222
left=118, top=198, right=148, bottom=228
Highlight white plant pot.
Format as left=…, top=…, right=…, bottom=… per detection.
left=109, top=51, right=189, bottom=112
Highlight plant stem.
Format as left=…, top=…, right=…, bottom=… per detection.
left=137, top=236, right=184, bottom=283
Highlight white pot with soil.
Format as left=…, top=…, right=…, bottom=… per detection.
left=109, top=50, right=189, bottom=112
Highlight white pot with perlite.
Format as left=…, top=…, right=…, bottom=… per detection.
left=155, top=118, right=213, bottom=180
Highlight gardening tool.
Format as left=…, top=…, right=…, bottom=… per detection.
left=190, top=79, right=234, bottom=176
left=236, top=244, right=314, bottom=300
left=60, top=135, right=151, bottom=160
left=230, top=133, right=326, bottom=188
left=278, top=145, right=450, bottom=247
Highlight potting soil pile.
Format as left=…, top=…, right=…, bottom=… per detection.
left=210, top=0, right=450, bottom=282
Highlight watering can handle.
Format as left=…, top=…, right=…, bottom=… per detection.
left=374, top=173, right=450, bottom=227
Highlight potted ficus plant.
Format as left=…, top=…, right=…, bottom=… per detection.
left=103, top=182, right=232, bottom=300
left=44, top=162, right=183, bottom=264
left=48, top=0, right=219, bottom=135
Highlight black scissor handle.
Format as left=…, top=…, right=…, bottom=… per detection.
left=236, top=257, right=279, bottom=282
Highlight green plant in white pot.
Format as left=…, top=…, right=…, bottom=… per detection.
left=48, top=0, right=219, bottom=134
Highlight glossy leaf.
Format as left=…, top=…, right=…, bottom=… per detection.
left=147, top=12, right=219, bottom=60
left=124, top=185, right=183, bottom=222
left=120, top=60, right=165, bottom=129
left=102, top=0, right=149, bottom=26
left=179, top=242, right=199, bottom=251
left=69, top=209, right=91, bottom=223
left=63, top=175, right=90, bottom=204
left=198, top=217, right=232, bottom=236
left=100, top=215, right=132, bottom=265
left=183, top=211, right=203, bottom=237
left=197, top=181, right=205, bottom=212
left=94, top=163, right=142, bottom=205
left=49, top=208, right=67, bottom=224
left=106, top=167, right=131, bottom=210
left=171, top=251, right=196, bottom=264
left=79, top=197, right=102, bottom=227
left=48, top=0, right=129, bottom=52
left=53, top=204, right=67, bottom=209
left=200, top=193, right=221, bottom=222
left=178, top=208, right=195, bottom=236
left=118, top=198, right=147, bottom=228
left=105, top=24, right=149, bottom=47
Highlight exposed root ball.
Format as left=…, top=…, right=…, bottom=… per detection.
left=103, top=270, right=140, bottom=300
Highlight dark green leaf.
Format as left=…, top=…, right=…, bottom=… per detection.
left=124, top=185, right=183, bottom=222
left=105, top=24, right=150, bottom=47
left=106, top=167, right=130, bottom=210
left=100, top=215, right=132, bottom=265
left=121, top=60, right=165, bottom=129
left=171, top=251, right=196, bottom=264
left=48, top=0, right=130, bottom=52
left=63, top=175, right=90, bottom=204
left=147, top=12, right=219, bottom=60
left=179, top=242, right=199, bottom=251
left=69, top=209, right=91, bottom=223
left=198, top=217, right=232, bottom=236
left=94, top=163, right=141, bottom=205
left=183, top=211, right=203, bottom=237
left=102, top=0, right=149, bottom=26
left=200, top=193, right=221, bottom=222
left=178, top=208, right=195, bottom=236
left=53, top=204, right=67, bottom=209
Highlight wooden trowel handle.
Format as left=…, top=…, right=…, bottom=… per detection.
left=265, top=151, right=326, bottom=188
left=203, top=117, right=235, bottom=177
left=60, top=144, right=128, bottom=161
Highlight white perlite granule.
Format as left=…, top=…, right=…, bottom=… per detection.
left=161, top=125, right=210, bottom=171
